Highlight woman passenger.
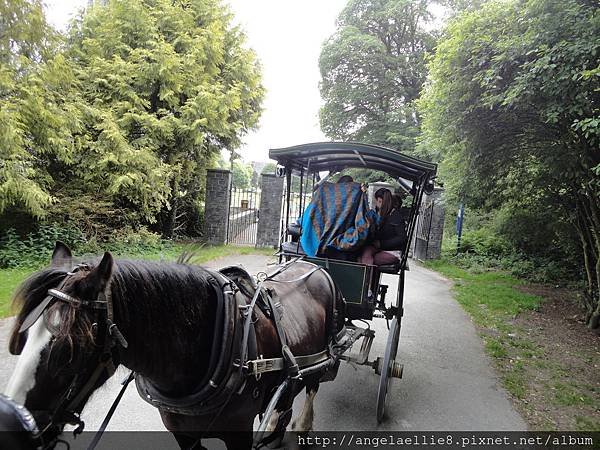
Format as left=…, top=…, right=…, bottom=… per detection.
left=359, top=188, right=408, bottom=265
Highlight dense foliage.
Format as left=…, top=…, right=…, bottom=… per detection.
left=232, top=160, right=254, bottom=189
left=0, top=0, right=263, bottom=241
left=0, top=0, right=66, bottom=217
left=419, top=0, right=600, bottom=328
left=319, top=0, right=436, bottom=151
left=0, top=223, right=166, bottom=268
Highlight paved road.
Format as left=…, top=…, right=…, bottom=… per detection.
left=0, top=254, right=525, bottom=440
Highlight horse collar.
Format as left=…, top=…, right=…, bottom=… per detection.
left=135, top=268, right=256, bottom=416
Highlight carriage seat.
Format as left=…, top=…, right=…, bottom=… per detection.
left=281, top=241, right=306, bottom=255
left=375, top=256, right=409, bottom=274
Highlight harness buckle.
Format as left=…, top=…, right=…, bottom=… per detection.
left=108, top=321, right=129, bottom=348
left=72, top=417, right=85, bottom=436
left=248, top=359, right=276, bottom=378
left=256, top=272, right=267, bottom=282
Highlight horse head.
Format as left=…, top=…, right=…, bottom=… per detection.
left=4, top=242, right=118, bottom=448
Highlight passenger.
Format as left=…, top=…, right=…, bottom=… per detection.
left=358, top=188, right=408, bottom=266
left=337, top=175, right=354, bottom=183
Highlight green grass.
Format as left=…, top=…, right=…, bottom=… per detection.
left=553, top=382, right=595, bottom=406
left=158, top=244, right=275, bottom=264
left=0, top=244, right=276, bottom=319
left=484, top=337, right=508, bottom=358
left=425, top=258, right=542, bottom=402
left=425, top=259, right=540, bottom=325
left=0, top=268, right=32, bottom=317
left=504, top=360, right=527, bottom=399
left=575, top=416, right=600, bottom=432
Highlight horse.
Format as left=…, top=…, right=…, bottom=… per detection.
left=3, top=242, right=344, bottom=449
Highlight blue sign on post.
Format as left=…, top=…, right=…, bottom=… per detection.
left=456, top=203, right=465, bottom=254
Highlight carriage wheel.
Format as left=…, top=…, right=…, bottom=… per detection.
left=376, top=316, right=400, bottom=423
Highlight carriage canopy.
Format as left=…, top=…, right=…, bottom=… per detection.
left=269, top=142, right=437, bottom=184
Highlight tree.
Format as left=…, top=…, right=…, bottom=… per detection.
left=260, top=162, right=276, bottom=175
left=419, top=0, right=600, bottom=328
left=232, top=160, right=253, bottom=189
left=62, top=0, right=264, bottom=237
left=0, top=0, right=81, bottom=218
left=0, top=0, right=264, bottom=238
left=213, top=153, right=229, bottom=170
left=319, top=0, right=436, bottom=152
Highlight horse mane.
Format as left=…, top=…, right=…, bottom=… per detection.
left=107, top=259, right=217, bottom=356
left=9, top=258, right=218, bottom=376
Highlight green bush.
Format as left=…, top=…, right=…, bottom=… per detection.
left=458, top=228, right=512, bottom=257
left=443, top=238, right=579, bottom=284
left=443, top=201, right=583, bottom=285
left=0, top=223, right=172, bottom=268
left=102, top=226, right=167, bottom=256
left=0, top=224, right=86, bottom=268
left=494, top=207, right=557, bottom=257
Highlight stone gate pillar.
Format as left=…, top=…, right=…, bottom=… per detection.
left=204, top=169, right=232, bottom=245
left=256, top=173, right=284, bottom=248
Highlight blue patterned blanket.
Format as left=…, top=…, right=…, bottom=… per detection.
left=300, top=182, right=373, bottom=257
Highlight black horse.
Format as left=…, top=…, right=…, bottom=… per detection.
left=3, top=242, right=344, bottom=449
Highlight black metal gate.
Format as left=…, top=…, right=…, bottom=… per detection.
left=227, top=187, right=259, bottom=245
left=413, top=199, right=434, bottom=259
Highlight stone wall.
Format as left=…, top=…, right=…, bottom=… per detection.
left=256, top=174, right=284, bottom=248
left=203, top=169, right=231, bottom=245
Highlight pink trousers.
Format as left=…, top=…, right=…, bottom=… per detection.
left=358, top=245, right=399, bottom=265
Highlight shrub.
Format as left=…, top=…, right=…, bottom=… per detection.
left=444, top=202, right=582, bottom=285
left=0, top=223, right=173, bottom=269
left=458, top=228, right=512, bottom=257
left=103, top=226, right=163, bottom=253
left=0, top=224, right=86, bottom=268
left=494, top=206, right=555, bottom=257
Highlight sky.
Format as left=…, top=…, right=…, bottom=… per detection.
left=44, top=0, right=348, bottom=163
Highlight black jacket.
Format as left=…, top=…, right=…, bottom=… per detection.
left=373, top=207, right=409, bottom=251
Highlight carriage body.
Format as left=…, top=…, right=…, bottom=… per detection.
left=299, top=256, right=376, bottom=319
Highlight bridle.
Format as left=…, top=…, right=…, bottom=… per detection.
left=18, top=264, right=128, bottom=449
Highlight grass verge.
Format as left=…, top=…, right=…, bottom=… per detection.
left=0, top=244, right=275, bottom=319
left=424, top=258, right=600, bottom=431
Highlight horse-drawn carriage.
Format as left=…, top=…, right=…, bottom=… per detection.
left=270, top=142, right=437, bottom=423
left=0, top=142, right=436, bottom=450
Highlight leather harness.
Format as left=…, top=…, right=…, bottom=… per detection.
left=136, top=268, right=248, bottom=415
left=14, top=260, right=339, bottom=448
left=136, top=261, right=337, bottom=416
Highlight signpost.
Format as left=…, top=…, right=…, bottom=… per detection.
left=456, top=203, right=465, bottom=255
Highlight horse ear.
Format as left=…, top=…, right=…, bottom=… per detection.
left=86, top=252, right=114, bottom=291
left=51, top=241, right=73, bottom=270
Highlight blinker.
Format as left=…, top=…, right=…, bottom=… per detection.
left=19, top=296, right=54, bottom=334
